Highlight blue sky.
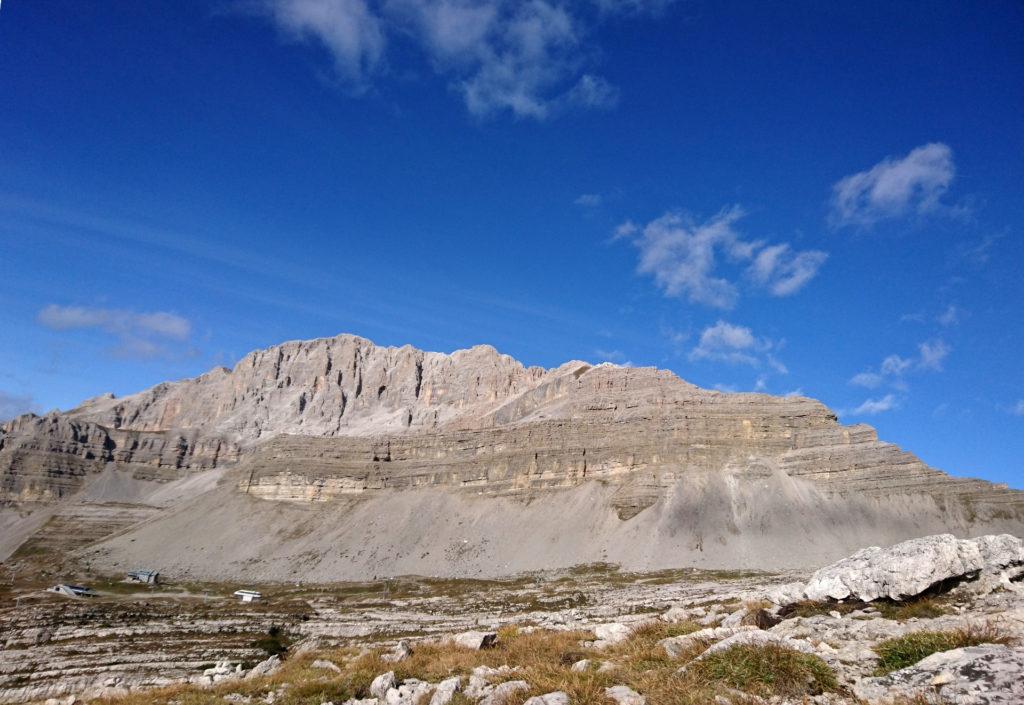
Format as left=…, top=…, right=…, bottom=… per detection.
left=1, top=1, right=1022, bottom=488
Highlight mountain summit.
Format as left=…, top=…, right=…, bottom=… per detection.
left=2, top=333, right=1021, bottom=578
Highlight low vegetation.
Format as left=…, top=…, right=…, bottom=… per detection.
left=253, top=625, right=292, bottom=658
left=89, top=620, right=842, bottom=705
left=687, top=644, right=838, bottom=698
left=872, top=624, right=1014, bottom=675
left=780, top=595, right=951, bottom=622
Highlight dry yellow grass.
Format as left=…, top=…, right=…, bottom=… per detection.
left=86, top=619, right=839, bottom=705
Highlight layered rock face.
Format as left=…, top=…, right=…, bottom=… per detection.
left=2, top=333, right=1022, bottom=574
left=0, top=413, right=238, bottom=503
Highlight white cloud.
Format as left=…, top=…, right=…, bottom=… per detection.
left=0, top=391, right=38, bottom=422
left=37, top=304, right=193, bottom=359
left=261, top=0, right=386, bottom=88
left=630, top=207, right=748, bottom=308
left=917, top=339, right=950, bottom=371
left=848, top=339, right=950, bottom=395
left=689, top=320, right=782, bottom=371
left=747, top=243, right=828, bottom=297
left=659, top=324, right=689, bottom=348
left=849, top=371, right=884, bottom=389
left=255, top=0, right=658, bottom=118
left=612, top=220, right=638, bottom=240
left=880, top=354, right=913, bottom=376
left=1012, top=400, right=1024, bottom=417
left=620, top=206, right=826, bottom=308
left=937, top=304, right=962, bottom=327
left=851, top=394, right=899, bottom=416
left=563, top=73, right=619, bottom=109
left=830, top=143, right=956, bottom=228
left=574, top=193, right=602, bottom=207
left=594, top=348, right=632, bottom=366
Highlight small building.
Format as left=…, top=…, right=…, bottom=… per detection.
left=49, top=584, right=96, bottom=598
left=127, top=569, right=160, bottom=584
left=233, top=589, right=262, bottom=603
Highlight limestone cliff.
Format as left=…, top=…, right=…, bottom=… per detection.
left=2, top=333, right=1021, bottom=574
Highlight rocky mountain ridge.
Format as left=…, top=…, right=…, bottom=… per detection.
left=1, top=332, right=1022, bottom=575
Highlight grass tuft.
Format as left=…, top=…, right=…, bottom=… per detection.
left=872, top=625, right=1014, bottom=675
left=686, top=644, right=838, bottom=698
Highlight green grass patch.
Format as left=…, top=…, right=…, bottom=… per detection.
left=873, top=625, right=1014, bottom=675
left=687, top=644, right=838, bottom=698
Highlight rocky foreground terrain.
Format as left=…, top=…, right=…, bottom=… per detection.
left=1, top=334, right=1022, bottom=579
left=1, top=533, right=1022, bottom=705
left=1, top=334, right=1023, bottom=703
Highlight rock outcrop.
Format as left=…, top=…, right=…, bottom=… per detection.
left=853, top=645, right=1024, bottom=705
left=803, top=534, right=1024, bottom=602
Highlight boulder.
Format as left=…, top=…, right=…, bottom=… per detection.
left=594, top=623, right=633, bottom=645
left=384, top=679, right=431, bottom=705
left=452, top=631, right=498, bottom=650
left=311, top=659, right=342, bottom=674
left=767, top=581, right=808, bottom=606
left=853, top=645, right=1024, bottom=705
left=604, top=685, right=645, bottom=705
left=721, top=608, right=747, bottom=628
left=479, top=680, right=529, bottom=705
left=245, top=655, right=282, bottom=680
left=370, top=672, right=396, bottom=700
left=382, top=640, right=413, bottom=663
left=429, top=676, right=461, bottom=705
left=522, top=692, right=569, bottom=705
left=804, top=534, right=1024, bottom=602
left=659, top=626, right=757, bottom=658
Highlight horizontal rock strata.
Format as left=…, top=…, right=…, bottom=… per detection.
left=1, top=333, right=1022, bottom=573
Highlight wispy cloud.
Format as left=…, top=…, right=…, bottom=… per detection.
left=260, top=0, right=386, bottom=90
left=917, top=339, right=950, bottom=371
left=952, top=233, right=1001, bottom=270
left=252, top=0, right=656, bottom=118
left=1011, top=400, right=1024, bottom=417
left=0, top=391, right=38, bottom=422
left=851, top=393, right=899, bottom=416
left=747, top=243, right=828, bottom=297
left=936, top=304, right=962, bottom=327
left=593, top=348, right=632, bottom=366
left=849, top=371, right=884, bottom=389
left=37, top=304, right=193, bottom=360
left=849, top=339, right=951, bottom=391
left=619, top=206, right=826, bottom=309
left=829, top=142, right=957, bottom=228
left=574, top=193, right=602, bottom=207
left=689, top=320, right=785, bottom=372
left=612, top=220, right=638, bottom=240
left=881, top=354, right=913, bottom=376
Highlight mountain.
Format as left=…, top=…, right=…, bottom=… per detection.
left=1, top=333, right=1021, bottom=579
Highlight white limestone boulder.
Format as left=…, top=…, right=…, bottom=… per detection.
left=804, top=534, right=1024, bottom=602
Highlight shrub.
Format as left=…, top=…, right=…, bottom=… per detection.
left=252, top=625, right=292, bottom=657
left=873, top=625, right=1014, bottom=674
